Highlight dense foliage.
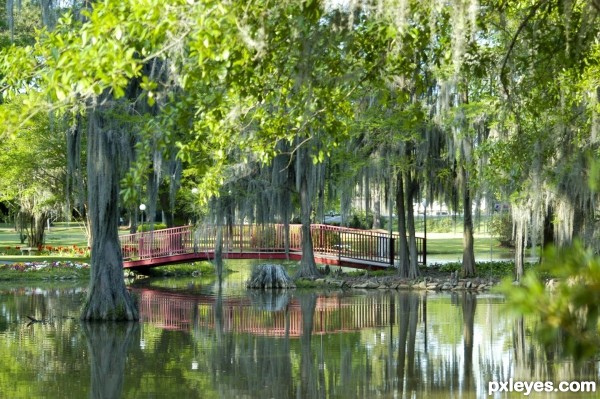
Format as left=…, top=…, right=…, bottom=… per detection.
left=0, top=0, right=599, bottom=331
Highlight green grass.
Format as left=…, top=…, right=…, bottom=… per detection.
left=0, top=222, right=90, bottom=246
left=426, top=236, right=513, bottom=257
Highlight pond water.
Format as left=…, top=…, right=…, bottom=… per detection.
left=0, top=261, right=597, bottom=398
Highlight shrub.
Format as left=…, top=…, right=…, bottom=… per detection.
left=426, top=217, right=455, bottom=233
left=488, top=213, right=513, bottom=247
left=348, top=211, right=373, bottom=230
left=138, top=223, right=167, bottom=232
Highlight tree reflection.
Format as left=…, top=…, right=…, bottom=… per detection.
left=396, top=292, right=420, bottom=394
left=298, top=292, right=319, bottom=398
left=512, top=314, right=599, bottom=384
left=207, top=287, right=295, bottom=398
left=82, top=322, right=139, bottom=399
left=461, top=292, right=477, bottom=395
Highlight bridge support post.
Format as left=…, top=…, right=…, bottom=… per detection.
left=389, top=237, right=395, bottom=266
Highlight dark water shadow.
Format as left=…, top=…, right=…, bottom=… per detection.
left=81, top=322, right=139, bottom=399
left=248, top=289, right=292, bottom=311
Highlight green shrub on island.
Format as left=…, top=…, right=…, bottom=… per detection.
left=137, top=261, right=218, bottom=277
left=435, top=261, right=540, bottom=279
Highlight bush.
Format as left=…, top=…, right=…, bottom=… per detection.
left=348, top=211, right=373, bottom=230
left=435, top=261, right=537, bottom=279
left=426, top=217, right=455, bottom=233
left=488, top=213, right=513, bottom=247
left=138, top=223, right=167, bottom=232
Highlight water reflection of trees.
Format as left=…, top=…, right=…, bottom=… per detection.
left=82, top=322, right=139, bottom=399
left=512, top=315, right=598, bottom=386
left=0, top=285, right=88, bottom=398
left=141, top=289, right=483, bottom=398
left=207, top=287, right=295, bottom=398
left=133, top=287, right=600, bottom=398
left=3, top=284, right=598, bottom=398
left=4, top=284, right=598, bottom=399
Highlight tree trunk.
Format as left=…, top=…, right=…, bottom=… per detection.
left=80, top=103, right=139, bottom=321
left=159, top=189, right=174, bottom=227
left=405, top=173, right=420, bottom=279
left=27, top=212, right=48, bottom=248
left=395, top=172, right=409, bottom=277
left=129, top=207, right=138, bottom=234
left=296, top=161, right=320, bottom=278
left=284, top=219, right=291, bottom=260
left=461, top=166, right=476, bottom=277
left=16, top=211, right=27, bottom=244
left=215, top=224, right=223, bottom=281
left=514, top=227, right=525, bottom=281
left=542, top=206, right=554, bottom=251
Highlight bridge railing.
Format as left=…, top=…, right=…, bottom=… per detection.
left=312, top=224, right=426, bottom=266
left=135, top=289, right=396, bottom=336
left=120, top=223, right=425, bottom=266
left=121, top=225, right=194, bottom=260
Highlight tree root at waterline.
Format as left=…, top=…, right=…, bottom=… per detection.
left=80, top=287, right=139, bottom=321
left=246, top=263, right=296, bottom=289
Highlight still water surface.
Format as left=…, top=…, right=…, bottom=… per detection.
left=0, top=261, right=598, bottom=398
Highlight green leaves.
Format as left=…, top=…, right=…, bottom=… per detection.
left=498, top=242, right=600, bottom=360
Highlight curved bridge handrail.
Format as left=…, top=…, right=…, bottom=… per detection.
left=120, top=224, right=426, bottom=268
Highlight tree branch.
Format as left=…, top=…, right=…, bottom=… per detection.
left=500, top=0, right=548, bottom=98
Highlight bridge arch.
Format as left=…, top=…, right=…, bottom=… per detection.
left=120, top=224, right=426, bottom=271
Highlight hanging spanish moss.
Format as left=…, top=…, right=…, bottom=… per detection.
left=166, top=155, right=182, bottom=227
left=80, top=95, right=139, bottom=321
left=512, top=204, right=530, bottom=280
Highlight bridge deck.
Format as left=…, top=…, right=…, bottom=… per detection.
left=121, top=224, right=426, bottom=271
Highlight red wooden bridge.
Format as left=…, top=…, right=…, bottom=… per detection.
left=120, top=224, right=426, bottom=271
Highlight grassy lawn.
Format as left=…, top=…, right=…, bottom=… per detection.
left=426, top=234, right=512, bottom=256
left=0, top=222, right=89, bottom=246
left=0, top=222, right=90, bottom=263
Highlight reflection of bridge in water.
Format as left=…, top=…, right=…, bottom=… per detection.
left=135, top=288, right=398, bottom=337
left=121, top=224, right=426, bottom=271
